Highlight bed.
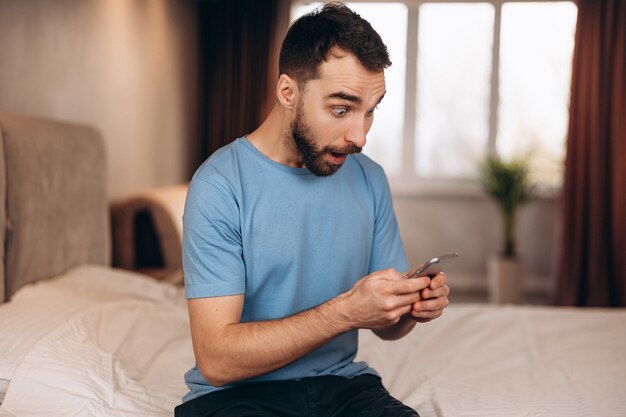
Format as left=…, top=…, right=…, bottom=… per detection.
left=1, top=113, right=625, bottom=417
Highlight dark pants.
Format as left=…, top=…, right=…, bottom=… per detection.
left=175, top=374, right=419, bottom=417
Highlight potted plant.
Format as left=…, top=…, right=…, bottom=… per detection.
left=479, top=155, right=531, bottom=304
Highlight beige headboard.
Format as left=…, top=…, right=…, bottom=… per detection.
left=0, top=113, right=110, bottom=302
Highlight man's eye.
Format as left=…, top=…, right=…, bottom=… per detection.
left=366, top=106, right=378, bottom=116
left=332, top=107, right=348, bottom=117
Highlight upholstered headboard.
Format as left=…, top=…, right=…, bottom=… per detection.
left=0, top=113, right=110, bottom=302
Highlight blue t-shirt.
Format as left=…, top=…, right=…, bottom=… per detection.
left=182, top=138, right=408, bottom=402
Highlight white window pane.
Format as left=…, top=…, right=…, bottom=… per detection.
left=291, top=3, right=407, bottom=176
left=498, top=2, right=577, bottom=187
left=415, top=3, right=494, bottom=178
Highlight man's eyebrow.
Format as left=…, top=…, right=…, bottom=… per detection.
left=325, top=91, right=362, bottom=104
left=325, top=91, right=387, bottom=106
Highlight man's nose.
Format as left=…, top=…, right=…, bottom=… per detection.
left=345, top=118, right=367, bottom=148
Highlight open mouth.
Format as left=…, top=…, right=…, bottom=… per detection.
left=328, top=152, right=348, bottom=164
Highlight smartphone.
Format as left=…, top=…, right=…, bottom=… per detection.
left=408, top=253, right=459, bottom=278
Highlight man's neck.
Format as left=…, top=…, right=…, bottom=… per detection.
left=246, top=105, right=303, bottom=168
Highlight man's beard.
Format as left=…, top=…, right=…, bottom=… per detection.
left=291, top=103, right=362, bottom=177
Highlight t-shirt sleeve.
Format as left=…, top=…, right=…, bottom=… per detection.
left=368, top=169, right=409, bottom=274
left=182, top=176, right=245, bottom=299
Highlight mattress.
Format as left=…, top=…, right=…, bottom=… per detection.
left=1, top=266, right=625, bottom=416
left=357, top=304, right=626, bottom=417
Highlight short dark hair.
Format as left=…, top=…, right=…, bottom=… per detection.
left=279, top=2, right=391, bottom=87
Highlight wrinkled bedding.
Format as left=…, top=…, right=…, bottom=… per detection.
left=357, top=304, right=626, bottom=417
left=2, top=266, right=625, bottom=417
left=0, top=266, right=193, bottom=417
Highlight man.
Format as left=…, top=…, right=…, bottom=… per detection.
left=176, top=3, right=450, bottom=416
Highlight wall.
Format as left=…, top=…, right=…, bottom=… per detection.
left=393, top=192, right=561, bottom=301
left=0, top=0, right=198, bottom=199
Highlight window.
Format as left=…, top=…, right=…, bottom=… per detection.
left=498, top=2, right=577, bottom=187
left=414, top=3, right=494, bottom=179
left=291, top=1, right=578, bottom=191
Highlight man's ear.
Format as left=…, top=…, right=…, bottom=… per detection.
left=276, top=74, right=299, bottom=110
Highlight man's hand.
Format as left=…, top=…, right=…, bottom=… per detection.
left=410, top=272, right=450, bottom=323
left=367, top=269, right=450, bottom=340
left=338, top=268, right=431, bottom=330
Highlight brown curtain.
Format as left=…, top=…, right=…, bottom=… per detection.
left=194, top=0, right=288, bottom=169
left=555, top=0, right=626, bottom=306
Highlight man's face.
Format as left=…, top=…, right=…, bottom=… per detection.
left=289, top=50, right=386, bottom=176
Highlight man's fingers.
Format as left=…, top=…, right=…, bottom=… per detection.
left=413, top=296, right=449, bottom=313
left=370, top=272, right=430, bottom=294
left=429, top=272, right=448, bottom=289
left=404, top=272, right=451, bottom=323
left=392, top=292, right=423, bottom=309
left=397, top=276, right=430, bottom=294
left=412, top=309, right=444, bottom=322
left=421, top=284, right=450, bottom=300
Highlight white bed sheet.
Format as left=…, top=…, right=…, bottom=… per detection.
left=0, top=265, right=185, bottom=382
left=2, top=300, right=192, bottom=417
left=357, top=304, right=626, bottom=417
left=0, top=265, right=192, bottom=416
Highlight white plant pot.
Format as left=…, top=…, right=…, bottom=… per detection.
left=487, top=255, right=524, bottom=304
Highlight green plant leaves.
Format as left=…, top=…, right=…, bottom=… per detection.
left=480, top=156, right=531, bottom=257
